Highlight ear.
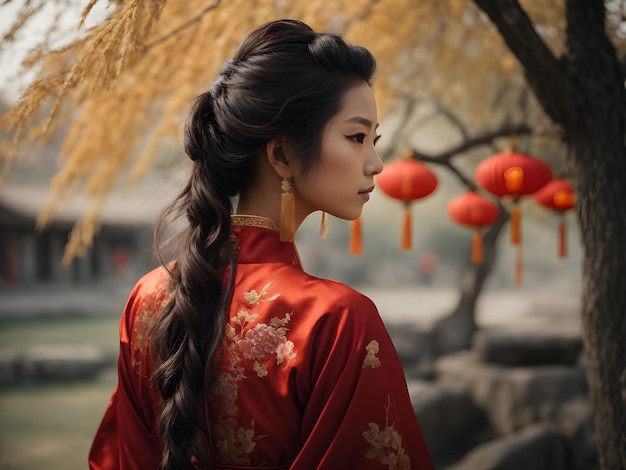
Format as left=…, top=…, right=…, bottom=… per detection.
left=266, top=136, right=292, bottom=179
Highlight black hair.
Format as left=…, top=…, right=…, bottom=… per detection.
left=151, top=19, right=376, bottom=469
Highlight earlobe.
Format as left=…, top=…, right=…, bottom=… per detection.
left=266, top=136, right=291, bottom=178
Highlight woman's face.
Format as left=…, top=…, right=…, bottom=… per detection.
left=293, top=82, right=383, bottom=221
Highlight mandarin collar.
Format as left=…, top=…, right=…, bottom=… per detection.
left=230, top=215, right=302, bottom=267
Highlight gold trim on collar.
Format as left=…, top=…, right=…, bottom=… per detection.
left=231, top=215, right=280, bottom=232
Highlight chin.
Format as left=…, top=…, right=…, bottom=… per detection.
left=329, top=209, right=363, bottom=221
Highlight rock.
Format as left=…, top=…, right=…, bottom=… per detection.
left=386, top=322, right=433, bottom=366
left=556, top=399, right=596, bottom=470
left=436, top=351, right=507, bottom=410
left=448, top=425, right=572, bottom=470
left=436, top=351, right=588, bottom=435
left=404, top=360, right=436, bottom=381
left=408, top=380, right=491, bottom=467
left=494, top=366, right=588, bottom=434
left=473, top=329, right=582, bottom=367
left=19, top=344, right=110, bottom=382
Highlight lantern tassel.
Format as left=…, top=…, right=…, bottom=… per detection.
left=510, top=204, right=521, bottom=245
left=401, top=206, right=412, bottom=250
left=515, top=244, right=523, bottom=286
left=471, top=231, right=483, bottom=264
left=558, top=216, right=567, bottom=258
left=350, top=218, right=363, bottom=255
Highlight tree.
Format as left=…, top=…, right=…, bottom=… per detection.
left=473, top=2, right=626, bottom=468
left=1, top=0, right=625, bottom=467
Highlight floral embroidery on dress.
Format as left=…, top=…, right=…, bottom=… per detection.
left=131, top=278, right=173, bottom=372
left=363, top=396, right=411, bottom=470
left=210, top=282, right=297, bottom=464
left=243, top=282, right=281, bottom=305
left=134, top=308, right=158, bottom=351
left=363, top=340, right=382, bottom=368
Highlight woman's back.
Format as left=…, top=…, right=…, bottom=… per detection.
left=89, top=19, right=434, bottom=469
left=90, top=218, right=433, bottom=469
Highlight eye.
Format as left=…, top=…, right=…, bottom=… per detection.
left=373, top=135, right=381, bottom=146
left=347, top=132, right=367, bottom=144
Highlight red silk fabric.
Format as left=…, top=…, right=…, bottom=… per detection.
left=89, top=220, right=434, bottom=469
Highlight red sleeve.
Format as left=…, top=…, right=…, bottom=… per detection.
left=292, top=292, right=434, bottom=470
left=89, top=272, right=165, bottom=470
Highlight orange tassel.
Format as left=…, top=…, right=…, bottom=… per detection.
left=349, top=218, right=363, bottom=255
left=280, top=180, right=295, bottom=242
left=515, top=244, right=523, bottom=286
left=401, top=207, right=412, bottom=250
left=558, top=217, right=567, bottom=258
left=510, top=204, right=521, bottom=245
left=471, top=231, right=483, bottom=264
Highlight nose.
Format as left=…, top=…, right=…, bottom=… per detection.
left=366, top=146, right=384, bottom=176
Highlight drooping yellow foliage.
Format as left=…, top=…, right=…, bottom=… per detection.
left=1, top=0, right=624, bottom=262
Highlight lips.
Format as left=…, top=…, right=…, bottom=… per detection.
left=359, top=186, right=374, bottom=202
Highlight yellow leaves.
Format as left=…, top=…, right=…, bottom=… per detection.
left=1, top=1, right=44, bottom=43
left=500, top=54, right=519, bottom=74
left=1, top=0, right=623, bottom=264
left=68, top=0, right=165, bottom=99
left=78, top=0, right=102, bottom=29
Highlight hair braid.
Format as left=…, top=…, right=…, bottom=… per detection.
left=151, top=19, right=376, bottom=469
left=152, top=92, right=234, bottom=469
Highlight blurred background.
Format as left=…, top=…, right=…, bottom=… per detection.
left=0, top=1, right=608, bottom=469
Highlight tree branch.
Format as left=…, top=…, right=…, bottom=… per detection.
left=144, top=0, right=222, bottom=51
left=472, top=0, right=583, bottom=132
left=427, top=101, right=471, bottom=141
left=408, top=123, right=533, bottom=164
left=405, top=124, right=536, bottom=202
left=380, top=95, right=422, bottom=161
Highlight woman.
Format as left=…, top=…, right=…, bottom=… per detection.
left=89, top=19, right=434, bottom=470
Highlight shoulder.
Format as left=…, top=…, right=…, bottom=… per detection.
left=125, top=267, right=172, bottom=313
left=279, top=267, right=378, bottom=313
left=120, top=267, right=172, bottom=346
left=289, top=272, right=382, bottom=332
left=316, top=278, right=377, bottom=314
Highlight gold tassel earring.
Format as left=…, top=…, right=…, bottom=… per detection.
left=280, top=178, right=295, bottom=242
left=320, top=212, right=328, bottom=238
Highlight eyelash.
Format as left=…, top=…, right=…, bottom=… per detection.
left=347, top=133, right=381, bottom=145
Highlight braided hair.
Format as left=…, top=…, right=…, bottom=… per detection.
left=152, top=19, right=376, bottom=469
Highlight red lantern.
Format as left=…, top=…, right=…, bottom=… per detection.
left=474, top=141, right=552, bottom=285
left=448, top=192, right=500, bottom=264
left=475, top=149, right=552, bottom=245
left=533, top=179, right=576, bottom=258
left=377, top=151, right=438, bottom=250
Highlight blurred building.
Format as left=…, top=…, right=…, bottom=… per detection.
left=0, top=152, right=174, bottom=290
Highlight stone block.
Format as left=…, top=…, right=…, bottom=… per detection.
left=473, top=330, right=582, bottom=367
left=556, top=399, right=596, bottom=470
left=493, top=366, right=588, bottom=434
left=408, top=379, right=491, bottom=466
left=448, top=425, right=571, bottom=470
left=386, top=322, right=433, bottom=366
left=0, top=350, right=19, bottom=386
left=19, top=345, right=109, bottom=382
left=435, top=352, right=588, bottom=435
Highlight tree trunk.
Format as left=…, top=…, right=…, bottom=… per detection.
left=567, top=5, right=626, bottom=466
left=473, top=1, right=626, bottom=467
left=575, top=135, right=626, bottom=470
left=432, top=212, right=507, bottom=356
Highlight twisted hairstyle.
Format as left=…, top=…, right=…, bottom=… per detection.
left=151, top=19, right=376, bottom=469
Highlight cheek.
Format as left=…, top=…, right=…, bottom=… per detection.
left=319, top=140, right=359, bottom=176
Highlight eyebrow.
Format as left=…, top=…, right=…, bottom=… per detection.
left=345, top=116, right=379, bottom=130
